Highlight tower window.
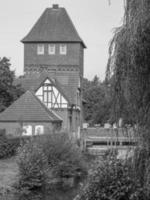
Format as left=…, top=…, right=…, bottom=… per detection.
left=60, top=44, right=67, bottom=55
left=37, top=44, right=44, bottom=55
left=48, top=44, right=55, bottom=55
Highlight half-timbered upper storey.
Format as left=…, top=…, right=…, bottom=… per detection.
left=35, top=78, right=68, bottom=109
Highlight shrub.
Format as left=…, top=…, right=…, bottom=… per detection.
left=16, top=139, right=49, bottom=191
left=78, top=154, right=143, bottom=200
left=16, top=133, right=87, bottom=192
left=38, top=133, right=87, bottom=179
left=0, top=135, right=21, bottom=159
left=16, top=132, right=87, bottom=193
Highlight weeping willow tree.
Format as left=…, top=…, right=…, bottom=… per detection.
left=107, top=0, right=150, bottom=135
left=106, top=0, right=150, bottom=197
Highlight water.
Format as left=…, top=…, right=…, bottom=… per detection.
left=1, top=188, right=79, bottom=200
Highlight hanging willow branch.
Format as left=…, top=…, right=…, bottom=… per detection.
left=106, top=0, right=150, bottom=127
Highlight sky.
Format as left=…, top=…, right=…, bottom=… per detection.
left=0, top=0, right=124, bottom=80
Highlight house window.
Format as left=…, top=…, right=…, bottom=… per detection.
left=35, top=125, right=44, bottom=135
left=22, top=125, right=32, bottom=136
left=37, top=44, right=44, bottom=55
left=48, top=44, right=55, bottom=55
left=60, top=44, right=67, bottom=55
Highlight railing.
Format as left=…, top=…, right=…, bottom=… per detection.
left=81, top=127, right=138, bottom=155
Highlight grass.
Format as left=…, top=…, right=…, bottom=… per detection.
left=0, top=157, right=18, bottom=193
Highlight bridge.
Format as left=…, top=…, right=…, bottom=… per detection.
left=81, top=127, right=137, bottom=156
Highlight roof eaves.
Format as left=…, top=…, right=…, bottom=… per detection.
left=32, top=91, right=63, bottom=122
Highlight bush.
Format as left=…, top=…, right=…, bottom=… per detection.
left=78, top=153, right=143, bottom=200
left=16, top=133, right=87, bottom=191
left=38, top=133, right=87, bottom=179
left=16, top=139, right=49, bottom=191
left=0, top=135, right=21, bottom=159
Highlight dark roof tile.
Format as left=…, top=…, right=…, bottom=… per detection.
left=0, top=91, right=62, bottom=122
left=14, top=72, right=77, bottom=105
left=22, top=6, right=86, bottom=48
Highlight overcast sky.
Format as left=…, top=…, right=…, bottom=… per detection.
left=0, top=0, right=124, bottom=80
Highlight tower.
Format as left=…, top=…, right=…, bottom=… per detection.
left=20, top=4, right=86, bottom=135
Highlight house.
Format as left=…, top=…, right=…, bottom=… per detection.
left=0, top=91, right=62, bottom=136
left=0, top=4, right=86, bottom=136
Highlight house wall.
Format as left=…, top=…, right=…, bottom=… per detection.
left=52, top=108, right=80, bottom=137
left=0, top=121, right=61, bottom=137
left=24, top=43, right=82, bottom=67
left=71, top=109, right=81, bottom=138
left=0, top=122, right=20, bottom=137
left=53, top=109, right=69, bottom=131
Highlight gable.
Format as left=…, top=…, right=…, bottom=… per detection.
left=0, top=91, right=62, bottom=122
left=14, top=72, right=77, bottom=105
left=35, top=78, right=68, bottom=108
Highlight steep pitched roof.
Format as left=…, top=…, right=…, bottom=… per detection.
left=14, top=72, right=76, bottom=105
left=0, top=91, right=62, bottom=122
left=21, top=5, right=86, bottom=48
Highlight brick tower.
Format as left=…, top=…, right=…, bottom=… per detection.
left=20, top=4, right=86, bottom=135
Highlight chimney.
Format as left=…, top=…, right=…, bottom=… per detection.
left=53, top=4, right=59, bottom=9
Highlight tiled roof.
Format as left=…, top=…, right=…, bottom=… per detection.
left=0, top=91, right=62, bottom=122
left=21, top=5, right=86, bottom=48
left=14, top=72, right=77, bottom=105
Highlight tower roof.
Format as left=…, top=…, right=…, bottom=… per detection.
left=0, top=91, right=62, bottom=122
left=21, top=5, right=86, bottom=48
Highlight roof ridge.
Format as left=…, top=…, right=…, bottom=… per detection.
left=21, top=7, right=86, bottom=48
left=34, top=75, right=70, bottom=105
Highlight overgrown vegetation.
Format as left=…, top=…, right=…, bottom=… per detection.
left=83, top=76, right=113, bottom=125
left=0, top=132, right=21, bottom=159
left=0, top=57, right=24, bottom=112
left=77, top=0, right=150, bottom=199
left=78, top=153, right=143, bottom=200
left=17, top=139, right=49, bottom=191
left=106, top=0, right=150, bottom=128
left=16, top=133, right=87, bottom=192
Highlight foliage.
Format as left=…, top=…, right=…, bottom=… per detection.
left=78, top=154, right=143, bottom=200
left=0, top=57, right=24, bottom=112
left=16, top=133, right=87, bottom=191
left=38, top=133, right=87, bottom=179
left=106, top=0, right=150, bottom=126
left=105, top=0, right=150, bottom=199
left=0, top=134, right=20, bottom=159
left=16, top=139, right=49, bottom=191
left=83, top=76, right=112, bottom=125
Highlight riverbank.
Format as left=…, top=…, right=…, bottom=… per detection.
left=0, top=157, right=85, bottom=200
left=0, top=157, right=18, bottom=197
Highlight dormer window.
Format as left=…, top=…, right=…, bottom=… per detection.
left=60, top=44, right=67, bottom=55
left=48, top=44, right=55, bottom=55
left=37, top=44, right=44, bottom=55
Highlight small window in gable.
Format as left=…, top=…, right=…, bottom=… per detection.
left=37, top=44, right=44, bottom=55
left=60, top=44, right=67, bottom=55
left=48, top=44, right=55, bottom=55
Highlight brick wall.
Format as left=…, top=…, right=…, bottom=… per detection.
left=24, top=43, right=82, bottom=67
left=0, top=121, right=60, bottom=136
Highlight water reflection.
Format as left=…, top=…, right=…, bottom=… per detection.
left=10, top=188, right=78, bottom=200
